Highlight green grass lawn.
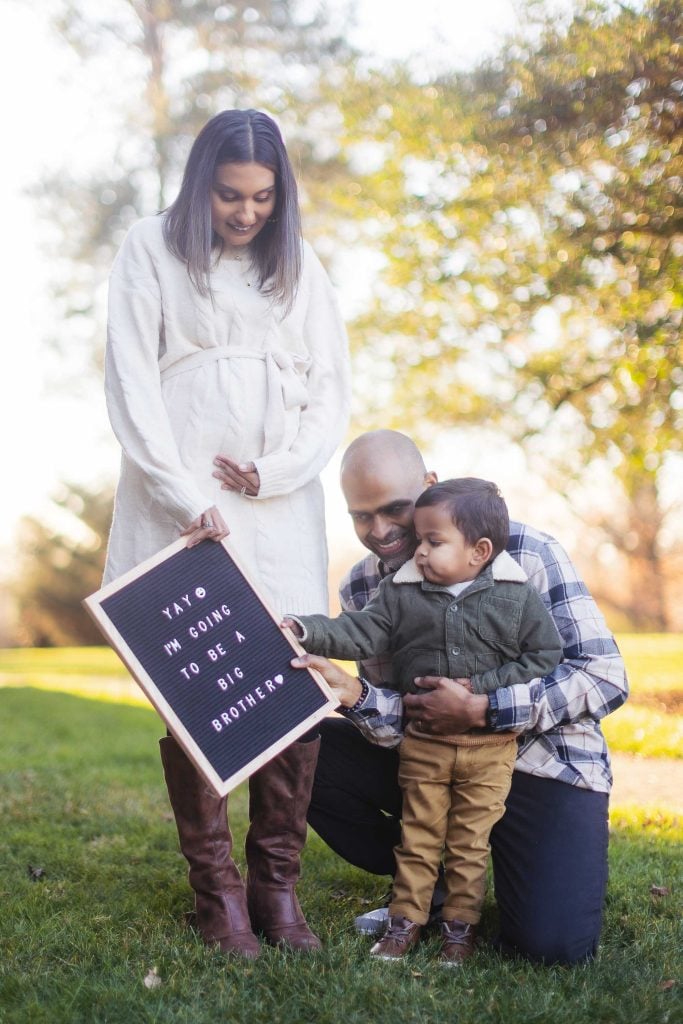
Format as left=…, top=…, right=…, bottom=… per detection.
left=1, top=634, right=681, bottom=757
left=0, top=638, right=682, bottom=1024
left=0, top=687, right=680, bottom=1024
left=600, top=634, right=682, bottom=760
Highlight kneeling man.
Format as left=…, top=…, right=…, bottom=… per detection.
left=294, top=430, right=628, bottom=966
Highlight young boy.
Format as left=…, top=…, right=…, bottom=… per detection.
left=285, top=478, right=562, bottom=966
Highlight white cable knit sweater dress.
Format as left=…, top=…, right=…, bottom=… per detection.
left=103, top=214, right=350, bottom=617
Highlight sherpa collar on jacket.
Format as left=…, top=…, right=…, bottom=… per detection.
left=392, top=549, right=528, bottom=587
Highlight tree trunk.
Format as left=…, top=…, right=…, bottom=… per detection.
left=621, top=477, right=669, bottom=632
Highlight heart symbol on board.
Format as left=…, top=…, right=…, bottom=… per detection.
left=274, top=674, right=284, bottom=684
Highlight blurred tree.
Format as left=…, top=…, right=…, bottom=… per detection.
left=15, top=0, right=356, bottom=646
left=13, top=484, right=114, bottom=646
left=27, top=0, right=681, bottom=632
left=336, top=0, right=682, bottom=629
left=39, top=0, right=355, bottom=367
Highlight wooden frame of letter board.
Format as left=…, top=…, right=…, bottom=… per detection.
left=83, top=536, right=337, bottom=796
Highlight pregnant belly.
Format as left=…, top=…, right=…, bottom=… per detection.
left=162, top=357, right=270, bottom=468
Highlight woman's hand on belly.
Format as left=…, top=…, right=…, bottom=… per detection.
left=181, top=505, right=229, bottom=548
left=213, top=455, right=261, bottom=497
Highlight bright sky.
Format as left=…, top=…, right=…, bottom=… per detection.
left=0, top=0, right=526, bottom=562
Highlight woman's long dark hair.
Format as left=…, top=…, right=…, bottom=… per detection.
left=163, top=109, right=302, bottom=312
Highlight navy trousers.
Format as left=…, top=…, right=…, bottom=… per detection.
left=308, top=718, right=609, bottom=965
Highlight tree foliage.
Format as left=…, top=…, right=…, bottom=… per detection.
left=40, top=0, right=354, bottom=362
left=15, top=0, right=355, bottom=646
left=21, top=0, right=682, bottom=636
left=13, top=484, right=113, bottom=646
left=335, top=0, right=682, bottom=628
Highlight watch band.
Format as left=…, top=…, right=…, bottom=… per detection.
left=486, top=694, right=498, bottom=730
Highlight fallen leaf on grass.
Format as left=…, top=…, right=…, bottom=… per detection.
left=143, top=967, right=162, bottom=989
left=658, top=980, right=676, bottom=991
left=650, top=885, right=670, bottom=897
left=27, top=865, right=45, bottom=882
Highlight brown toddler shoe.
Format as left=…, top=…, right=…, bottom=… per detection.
left=370, top=915, right=421, bottom=961
left=439, top=918, right=476, bottom=967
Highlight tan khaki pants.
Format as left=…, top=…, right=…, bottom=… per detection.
left=389, top=734, right=517, bottom=926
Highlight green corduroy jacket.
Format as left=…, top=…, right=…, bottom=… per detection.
left=296, top=550, right=563, bottom=696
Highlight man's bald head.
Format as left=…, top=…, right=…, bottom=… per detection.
left=341, top=430, right=427, bottom=488
left=341, top=430, right=437, bottom=569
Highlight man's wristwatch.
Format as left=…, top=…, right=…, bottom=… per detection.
left=485, top=695, right=498, bottom=730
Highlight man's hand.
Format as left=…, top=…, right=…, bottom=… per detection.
left=290, top=653, right=363, bottom=709
left=453, top=677, right=473, bottom=693
left=403, top=676, right=489, bottom=734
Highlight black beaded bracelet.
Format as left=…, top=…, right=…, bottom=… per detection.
left=343, top=677, right=370, bottom=714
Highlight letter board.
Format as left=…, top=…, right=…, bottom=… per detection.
left=83, top=537, right=337, bottom=795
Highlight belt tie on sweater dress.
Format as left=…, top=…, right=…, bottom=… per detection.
left=159, top=346, right=310, bottom=455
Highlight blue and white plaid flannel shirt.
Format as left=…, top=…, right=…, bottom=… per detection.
left=338, top=520, right=628, bottom=793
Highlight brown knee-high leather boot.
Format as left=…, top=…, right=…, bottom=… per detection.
left=245, top=738, right=322, bottom=951
left=159, top=736, right=260, bottom=959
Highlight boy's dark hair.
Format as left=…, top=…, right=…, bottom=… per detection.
left=415, top=478, right=509, bottom=559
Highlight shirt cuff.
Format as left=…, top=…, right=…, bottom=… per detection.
left=487, top=688, right=519, bottom=731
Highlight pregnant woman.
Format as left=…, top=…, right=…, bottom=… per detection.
left=104, top=109, right=350, bottom=958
